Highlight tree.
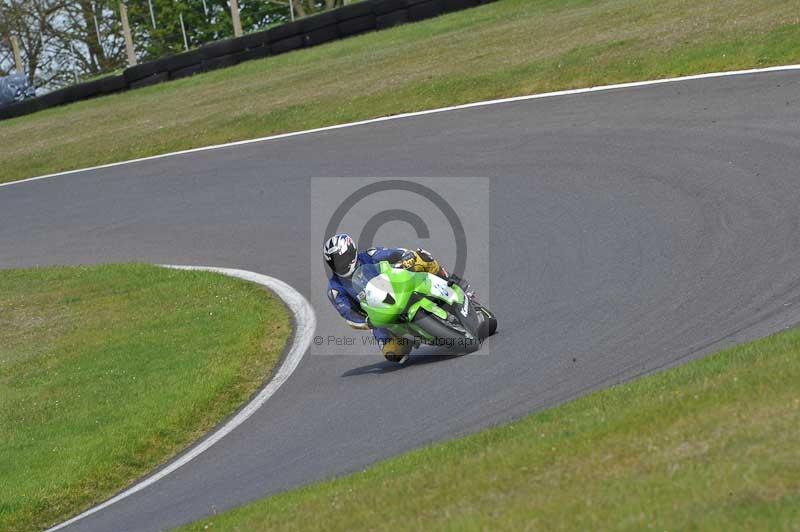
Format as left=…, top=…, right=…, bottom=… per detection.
left=0, top=0, right=128, bottom=90
left=49, top=1, right=127, bottom=77
left=289, top=0, right=346, bottom=19
left=0, top=0, right=347, bottom=91
left=0, top=0, right=67, bottom=87
left=125, top=0, right=290, bottom=59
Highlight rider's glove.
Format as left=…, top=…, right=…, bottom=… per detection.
left=398, top=248, right=443, bottom=276
left=398, top=250, right=418, bottom=270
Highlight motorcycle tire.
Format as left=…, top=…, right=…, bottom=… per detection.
left=476, top=305, right=498, bottom=339
left=412, top=308, right=481, bottom=354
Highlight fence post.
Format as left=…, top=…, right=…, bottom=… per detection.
left=93, top=13, right=102, bottom=49
left=119, top=2, right=137, bottom=66
left=179, top=13, right=189, bottom=51
left=70, top=42, right=79, bottom=82
left=230, top=0, right=243, bottom=37
left=10, top=35, right=23, bottom=75
left=148, top=0, right=157, bottom=28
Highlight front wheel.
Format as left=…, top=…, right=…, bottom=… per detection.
left=412, top=309, right=481, bottom=353
left=476, top=305, right=498, bottom=340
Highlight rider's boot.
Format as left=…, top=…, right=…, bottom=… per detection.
left=383, top=337, right=412, bottom=364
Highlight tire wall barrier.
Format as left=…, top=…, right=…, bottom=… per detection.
left=0, top=0, right=495, bottom=121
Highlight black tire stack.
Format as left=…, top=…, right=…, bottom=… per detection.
left=337, top=2, right=376, bottom=37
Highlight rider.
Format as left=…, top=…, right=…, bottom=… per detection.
left=323, top=233, right=455, bottom=364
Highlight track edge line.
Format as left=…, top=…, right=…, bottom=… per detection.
left=45, top=265, right=316, bottom=532
left=3, top=63, right=800, bottom=190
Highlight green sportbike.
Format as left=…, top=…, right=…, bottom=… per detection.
left=352, top=261, right=498, bottom=362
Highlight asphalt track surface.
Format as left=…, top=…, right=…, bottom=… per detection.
left=2, top=69, right=800, bottom=531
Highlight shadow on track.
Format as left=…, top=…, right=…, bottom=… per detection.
left=341, top=349, right=468, bottom=377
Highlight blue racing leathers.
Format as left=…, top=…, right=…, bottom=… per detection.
left=326, top=247, right=410, bottom=346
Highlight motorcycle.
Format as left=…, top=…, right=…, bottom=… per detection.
left=352, top=260, right=497, bottom=362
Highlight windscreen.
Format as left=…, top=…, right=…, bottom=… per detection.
left=351, top=263, right=381, bottom=295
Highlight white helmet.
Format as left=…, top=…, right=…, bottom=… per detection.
left=323, top=233, right=358, bottom=277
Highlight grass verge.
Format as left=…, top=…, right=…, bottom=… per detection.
left=183, top=327, right=800, bottom=531
left=1, top=0, right=799, bottom=184
left=0, top=264, right=292, bottom=532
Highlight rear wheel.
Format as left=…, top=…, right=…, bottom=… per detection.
left=412, top=309, right=481, bottom=353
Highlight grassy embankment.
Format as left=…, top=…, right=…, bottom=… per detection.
left=0, top=264, right=291, bottom=531
left=185, top=326, right=800, bottom=530
left=1, top=0, right=798, bottom=184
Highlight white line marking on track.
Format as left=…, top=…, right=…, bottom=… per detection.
left=46, top=265, right=316, bottom=532
left=3, top=64, right=799, bottom=190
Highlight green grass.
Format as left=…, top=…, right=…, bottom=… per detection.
left=1, top=0, right=799, bottom=184
left=0, top=264, right=292, bottom=532
left=181, top=327, right=800, bottom=531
